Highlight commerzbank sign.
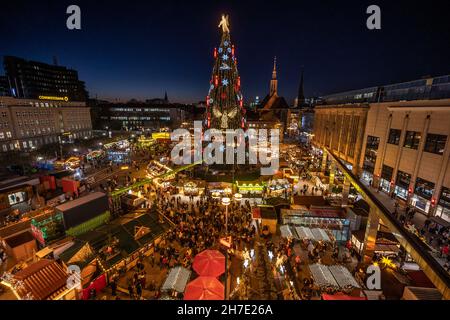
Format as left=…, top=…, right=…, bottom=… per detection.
left=38, top=95, right=69, bottom=102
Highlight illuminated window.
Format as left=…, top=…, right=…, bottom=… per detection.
left=404, top=131, right=421, bottom=149
left=424, top=133, right=447, bottom=155
left=387, top=129, right=401, bottom=145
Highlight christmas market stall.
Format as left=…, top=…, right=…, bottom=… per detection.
left=308, top=263, right=338, bottom=290
left=267, top=179, right=291, bottom=198
left=0, top=259, right=76, bottom=300
left=235, top=181, right=265, bottom=201
left=282, top=206, right=350, bottom=242
left=161, top=266, right=192, bottom=298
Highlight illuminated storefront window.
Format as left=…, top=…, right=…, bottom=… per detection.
left=412, top=177, right=435, bottom=213
left=380, top=165, right=393, bottom=193
left=435, top=187, right=450, bottom=222
left=394, top=170, right=411, bottom=200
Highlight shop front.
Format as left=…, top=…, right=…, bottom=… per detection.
left=435, top=186, right=450, bottom=222
left=267, top=179, right=291, bottom=198
left=394, top=170, right=411, bottom=200
left=0, top=184, right=33, bottom=210
left=411, top=177, right=435, bottom=214
left=281, top=207, right=350, bottom=242
left=379, top=165, right=394, bottom=193
left=361, top=170, right=373, bottom=185
left=235, top=181, right=264, bottom=199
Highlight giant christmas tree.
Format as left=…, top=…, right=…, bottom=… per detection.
left=205, top=15, right=246, bottom=130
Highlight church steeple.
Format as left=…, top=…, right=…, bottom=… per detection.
left=164, top=91, right=168, bottom=103
left=270, top=56, right=278, bottom=96
left=295, top=67, right=305, bottom=107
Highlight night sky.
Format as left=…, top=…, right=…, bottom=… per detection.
left=1, top=0, right=449, bottom=103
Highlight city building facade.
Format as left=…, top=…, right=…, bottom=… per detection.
left=0, top=96, right=92, bottom=152
left=3, top=56, right=88, bottom=101
left=313, top=75, right=450, bottom=221
left=94, top=101, right=193, bottom=131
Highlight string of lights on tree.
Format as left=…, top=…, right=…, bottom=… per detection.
left=205, top=15, right=246, bottom=130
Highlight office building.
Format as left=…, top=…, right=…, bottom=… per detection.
left=94, top=100, right=193, bottom=131
left=0, top=96, right=92, bottom=152
left=3, top=56, right=88, bottom=101
left=313, top=75, right=450, bottom=221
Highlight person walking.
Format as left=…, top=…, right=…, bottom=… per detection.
left=128, top=283, right=135, bottom=300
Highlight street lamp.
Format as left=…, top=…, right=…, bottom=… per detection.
left=234, top=193, right=242, bottom=202
left=221, top=197, right=231, bottom=234
left=221, top=196, right=231, bottom=301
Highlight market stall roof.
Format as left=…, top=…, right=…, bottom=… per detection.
left=258, top=206, right=277, bottom=220
left=309, top=264, right=339, bottom=288
left=280, top=225, right=294, bottom=239
left=309, top=206, right=346, bottom=218
left=265, top=197, right=290, bottom=207
left=294, top=226, right=314, bottom=240
left=292, top=196, right=328, bottom=208
left=322, top=293, right=367, bottom=300
left=55, top=192, right=107, bottom=212
left=311, top=228, right=331, bottom=242
left=328, top=265, right=360, bottom=288
left=402, top=286, right=443, bottom=300
left=408, top=270, right=435, bottom=288
left=4, top=231, right=34, bottom=248
left=161, top=267, right=192, bottom=293
left=13, top=259, right=68, bottom=300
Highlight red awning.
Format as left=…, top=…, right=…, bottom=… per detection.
left=322, top=293, right=367, bottom=300
left=184, top=276, right=224, bottom=300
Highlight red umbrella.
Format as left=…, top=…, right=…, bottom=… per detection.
left=193, top=249, right=225, bottom=277
left=184, top=276, right=224, bottom=300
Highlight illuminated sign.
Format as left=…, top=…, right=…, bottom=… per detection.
left=38, top=95, right=69, bottom=102
left=152, top=132, right=170, bottom=140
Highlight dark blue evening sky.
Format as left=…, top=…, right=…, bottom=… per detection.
left=1, top=0, right=449, bottom=103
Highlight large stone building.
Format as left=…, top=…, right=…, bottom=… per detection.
left=313, top=75, right=450, bottom=221
left=0, top=96, right=92, bottom=152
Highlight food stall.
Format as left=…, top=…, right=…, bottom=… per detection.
left=87, top=150, right=105, bottom=161
left=161, top=266, right=192, bottom=298
left=267, top=179, right=291, bottom=198
left=104, top=140, right=131, bottom=164
left=208, top=182, right=233, bottom=197
left=180, top=181, right=205, bottom=196
left=235, top=181, right=264, bottom=200
left=281, top=206, right=350, bottom=242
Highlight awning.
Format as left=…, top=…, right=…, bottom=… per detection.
left=322, top=293, right=366, bottom=300
left=328, top=265, right=360, bottom=289
left=309, top=264, right=338, bottom=288
left=280, top=225, right=294, bottom=239
left=161, top=267, right=192, bottom=293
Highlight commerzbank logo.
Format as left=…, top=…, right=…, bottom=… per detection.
left=171, top=121, right=279, bottom=175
